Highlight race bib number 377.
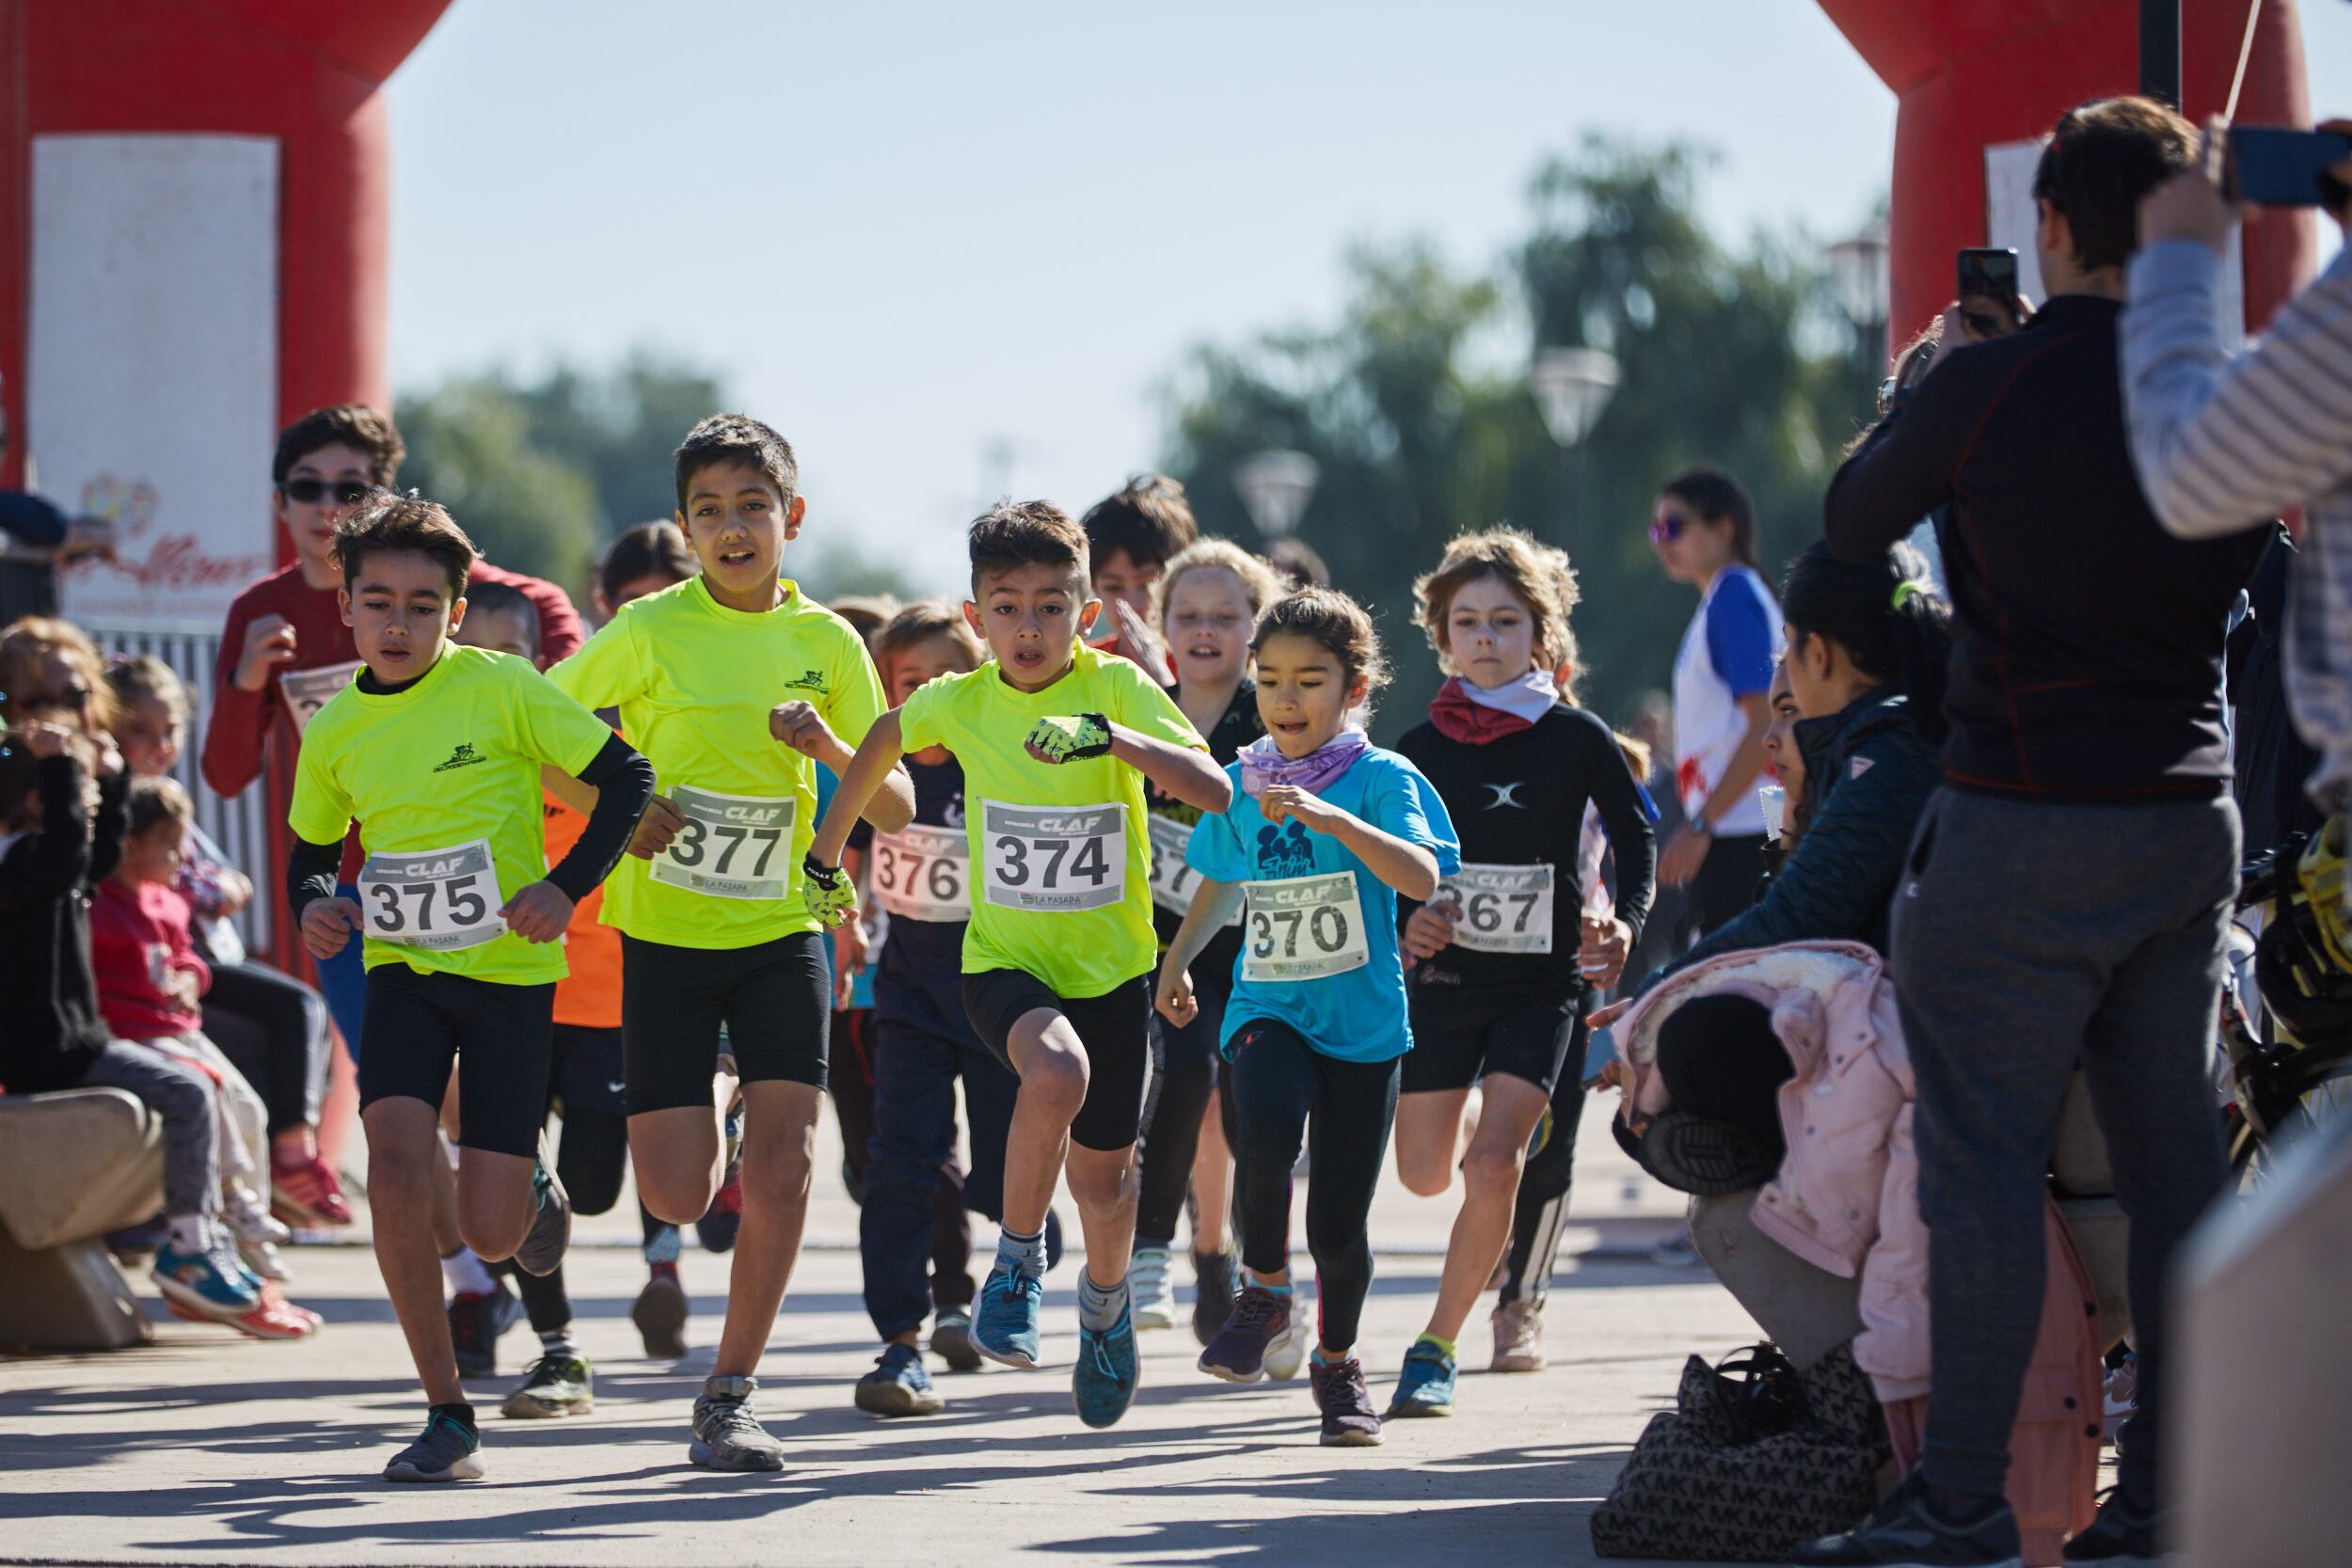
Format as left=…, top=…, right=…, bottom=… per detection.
left=979, top=800, right=1126, bottom=913
left=1243, top=870, right=1370, bottom=983
left=359, top=838, right=503, bottom=952
left=649, top=785, right=796, bottom=900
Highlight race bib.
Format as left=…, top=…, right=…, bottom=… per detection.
left=979, top=800, right=1126, bottom=912
left=649, top=785, right=796, bottom=900
left=279, top=659, right=362, bottom=735
left=1438, top=862, right=1555, bottom=955
left=358, top=838, right=504, bottom=952
left=1242, top=870, right=1370, bottom=983
left=871, top=823, right=971, bottom=922
left=1146, top=812, right=1239, bottom=926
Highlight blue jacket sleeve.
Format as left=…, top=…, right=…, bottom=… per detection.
left=0, top=490, right=67, bottom=548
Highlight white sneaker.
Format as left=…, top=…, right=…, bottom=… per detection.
left=1263, top=1299, right=1308, bottom=1380
left=238, top=1236, right=293, bottom=1282
left=224, top=1183, right=292, bottom=1246
left=1130, top=1245, right=1176, bottom=1330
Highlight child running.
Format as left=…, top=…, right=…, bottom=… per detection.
left=285, top=496, right=653, bottom=1482
left=808, top=500, right=1230, bottom=1430
left=1157, top=586, right=1459, bottom=1447
left=548, top=416, right=915, bottom=1471
left=1131, top=540, right=1278, bottom=1344
left=1388, top=529, right=1655, bottom=1413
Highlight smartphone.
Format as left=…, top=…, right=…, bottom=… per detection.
left=1581, top=1024, right=1619, bottom=1090
left=1958, top=247, right=2018, bottom=304
left=2230, top=127, right=2352, bottom=207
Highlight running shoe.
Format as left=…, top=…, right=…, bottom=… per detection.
left=690, top=1374, right=786, bottom=1472
left=1190, top=1244, right=1239, bottom=1347
left=1489, top=1299, right=1546, bottom=1372
left=1311, top=1355, right=1384, bottom=1447
left=1129, top=1244, right=1176, bottom=1330
left=855, top=1342, right=946, bottom=1418
left=448, top=1281, right=522, bottom=1378
left=501, top=1353, right=595, bottom=1418
left=697, top=1160, right=744, bottom=1254
left=236, top=1237, right=293, bottom=1283
left=270, top=1146, right=354, bottom=1227
left=930, top=1307, right=981, bottom=1372
left=1634, top=1110, right=1780, bottom=1196
left=1072, top=1298, right=1140, bottom=1430
left=1198, top=1284, right=1291, bottom=1384
left=1386, top=1338, right=1457, bottom=1418
left=2060, top=1485, right=2161, bottom=1564
left=511, top=1136, right=572, bottom=1278
left=1792, top=1471, right=2023, bottom=1566
left=631, top=1272, right=690, bottom=1360
left=1263, top=1300, right=1308, bottom=1381
left=972, top=1257, right=1045, bottom=1370
left=384, top=1409, right=484, bottom=1483
left=2100, top=1353, right=2137, bottom=1442
left=164, top=1282, right=318, bottom=1339
left=224, top=1183, right=293, bottom=1247
left=151, top=1239, right=260, bottom=1319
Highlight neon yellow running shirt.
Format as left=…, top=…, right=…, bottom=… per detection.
left=898, top=641, right=1203, bottom=998
left=288, top=644, right=613, bottom=986
left=549, top=577, right=886, bottom=949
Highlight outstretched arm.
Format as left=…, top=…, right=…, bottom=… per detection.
left=810, top=710, right=908, bottom=870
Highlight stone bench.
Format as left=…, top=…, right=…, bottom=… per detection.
left=0, top=1087, right=165, bottom=1351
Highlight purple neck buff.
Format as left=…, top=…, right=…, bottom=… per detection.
left=1238, top=729, right=1371, bottom=799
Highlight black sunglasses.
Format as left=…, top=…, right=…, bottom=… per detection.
left=281, top=478, right=372, bottom=506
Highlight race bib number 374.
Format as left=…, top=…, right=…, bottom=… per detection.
left=649, top=785, right=796, bottom=900
left=979, top=800, right=1126, bottom=913
left=359, top=838, right=503, bottom=952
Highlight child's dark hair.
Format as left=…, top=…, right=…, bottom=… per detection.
left=875, top=599, right=984, bottom=685
left=674, top=414, right=798, bottom=515
left=331, top=493, right=479, bottom=600
left=274, top=404, right=405, bottom=488
left=1781, top=540, right=1951, bottom=743
left=1081, top=475, right=1198, bottom=575
left=1251, top=587, right=1391, bottom=706
left=106, top=655, right=190, bottom=725
left=1265, top=535, right=1329, bottom=590
left=600, top=520, right=697, bottom=605
left=968, top=500, right=1089, bottom=593
left=463, top=579, right=541, bottom=655
left=126, top=774, right=193, bottom=840
left=1661, top=465, right=1762, bottom=575
left=2032, top=96, right=2197, bottom=273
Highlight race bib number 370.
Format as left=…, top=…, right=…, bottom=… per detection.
left=1243, top=870, right=1370, bottom=983
left=1438, top=862, right=1556, bottom=955
left=979, top=800, right=1126, bottom=913
left=649, top=785, right=796, bottom=900
left=359, top=838, right=503, bottom=952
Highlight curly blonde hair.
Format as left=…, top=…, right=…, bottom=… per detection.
left=0, top=616, right=121, bottom=734
left=1413, top=527, right=1581, bottom=683
left=1152, top=538, right=1283, bottom=626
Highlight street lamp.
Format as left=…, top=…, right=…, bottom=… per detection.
left=1528, top=346, right=1620, bottom=556
left=1232, top=450, right=1320, bottom=540
left=1826, top=222, right=1890, bottom=404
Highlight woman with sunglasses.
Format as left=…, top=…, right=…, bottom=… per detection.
left=1648, top=466, right=1783, bottom=939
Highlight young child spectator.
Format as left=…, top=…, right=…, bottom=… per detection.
left=1081, top=474, right=1199, bottom=680
left=107, top=655, right=349, bottom=1227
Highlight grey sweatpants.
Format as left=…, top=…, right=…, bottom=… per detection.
left=1892, top=787, right=2236, bottom=1504
left=76, top=1038, right=222, bottom=1219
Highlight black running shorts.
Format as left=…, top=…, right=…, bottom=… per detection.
left=1401, top=977, right=1582, bottom=1096
left=961, top=968, right=1152, bottom=1152
left=358, top=965, right=556, bottom=1158
left=550, top=1022, right=628, bottom=1117
left=620, top=931, right=830, bottom=1114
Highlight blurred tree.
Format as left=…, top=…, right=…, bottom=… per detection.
left=1163, top=137, right=1860, bottom=736
left=393, top=380, right=601, bottom=594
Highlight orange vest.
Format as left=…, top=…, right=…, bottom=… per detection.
left=546, top=791, right=624, bottom=1029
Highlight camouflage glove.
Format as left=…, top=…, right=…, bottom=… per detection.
left=1027, top=712, right=1113, bottom=763
left=803, top=855, right=857, bottom=929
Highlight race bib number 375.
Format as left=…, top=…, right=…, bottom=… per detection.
left=1243, top=870, right=1370, bottom=983
left=359, top=838, right=503, bottom=952
left=979, top=800, right=1126, bottom=912
left=649, top=785, right=796, bottom=900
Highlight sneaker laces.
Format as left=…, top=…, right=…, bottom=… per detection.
left=697, top=1391, right=770, bottom=1446
left=1229, top=1286, right=1283, bottom=1335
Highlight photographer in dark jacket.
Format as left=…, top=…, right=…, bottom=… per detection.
left=1800, top=98, right=2264, bottom=1568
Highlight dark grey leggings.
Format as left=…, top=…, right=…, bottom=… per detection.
left=1228, top=1018, right=1400, bottom=1354
left=203, top=959, right=331, bottom=1137
left=77, top=1038, right=221, bottom=1217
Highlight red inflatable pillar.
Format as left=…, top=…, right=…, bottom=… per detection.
left=1818, top=0, right=2315, bottom=351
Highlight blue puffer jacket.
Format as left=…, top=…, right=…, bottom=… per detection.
left=1641, top=685, right=1940, bottom=991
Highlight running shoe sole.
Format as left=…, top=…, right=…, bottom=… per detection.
left=687, top=1440, right=785, bottom=1473
left=632, top=1277, right=690, bottom=1360
left=1386, top=1400, right=1455, bottom=1418
left=1636, top=1111, right=1779, bottom=1196
left=384, top=1451, right=485, bottom=1482
left=972, top=1339, right=1040, bottom=1372
left=930, top=1318, right=982, bottom=1373
left=1196, top=1351, right=1267, bottom=1385
left=511, top=1135, right=572, bottom=1277
left=1322, top=1426, right=1386, bottom=1448
left=854, top=1376, right=945, bottom=1418
left=151, top=1271, right=258, bottom=1323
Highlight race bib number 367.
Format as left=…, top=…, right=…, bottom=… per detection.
left=359, top=838, right=503, bottom=952
left=1243, top=870, right=1370, bottom=983
left=649, top=785, right=796, bottom=900
left=980, top=800, right=1126, bottom=912
left=1438, top=862, right=1556, bottom=955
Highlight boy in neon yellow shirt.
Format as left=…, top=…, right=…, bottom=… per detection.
left=287, top=497, right=653, bottom=1483
left=808, top=500, right=1231, bottom=1429
left=548, top=414, right=914, bottom=1471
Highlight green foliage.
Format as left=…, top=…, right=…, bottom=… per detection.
left=1164, top=136, right=1867, bottom=736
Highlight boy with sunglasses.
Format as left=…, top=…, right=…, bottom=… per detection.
left=203, top=404, right=584, bottom=1068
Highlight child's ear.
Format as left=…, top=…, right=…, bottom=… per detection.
left=1079, top=597, right=1104, bottom=639
left=1349, top=673, right=1372, bottom=708
left=961, top=601, right=986, bottom=641
left=784, top=493, right=807, bottom=541
left=337, top=586, right=355, bottom=629
left=447, top=594, right=468, bottom=636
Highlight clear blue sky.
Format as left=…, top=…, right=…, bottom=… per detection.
left=386, top=0, right=2352, bottom=592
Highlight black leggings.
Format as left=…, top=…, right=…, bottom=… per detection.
left=1228, top=1018, right=1400, bottom=1354
left=202, top=958, right=332, bottom=1137
left=1499, top=1010, right=1589, bottom=1307
left=1135, top=959, right=1239, bottom=1247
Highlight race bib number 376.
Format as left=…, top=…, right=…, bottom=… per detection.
left=979, top=800, right=1126, bottom=912
left=872, top=823, right=971, bottom=922
left=649, top=785, right=796, bottom=900
left=359, top=838, right=503, bottom=952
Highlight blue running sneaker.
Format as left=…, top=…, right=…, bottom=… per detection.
left=855, top=1341, right=945, bottom=1418
left=1073, top=1299, right=1140, bottom=1429
left=151, top=1240, right=260, bottom=1319
left=972, top=1257, right=1044, bottom=1370
left=1386, top=1338, right=1458, bottom=1418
